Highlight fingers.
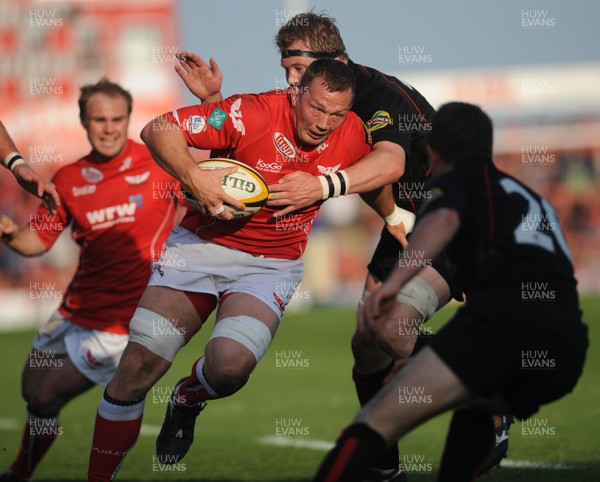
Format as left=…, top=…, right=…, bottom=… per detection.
left=271, top=205, right=297, bottom=218
left=209, top=57, right=221, bottom=75
left=45, top=183, right=60, bottom=207
left=386, top=223, right=409, bottom=249
left=266, top=196, right=291, bottom=207
left=267, top=181, right=292, bottom=193
left=177, top=51, right=208, bottom=75
left=208, top=204, right=235, bottom=221
left=211, top=203, right=232, bottom=220
left=42, top=192, right=57, bottom=214
left=221, top=194, right=246, bottom=212
left=0, top=215, right=17, bottom=237
left=398, top=234, right=409, bottom=249
left=176, top=56, right=192, bottom=76
left=184, top=51, right=208, bottom=67
left=218, top=166, right=247, bottom=211
left=367, top=290, right=384, bottom=321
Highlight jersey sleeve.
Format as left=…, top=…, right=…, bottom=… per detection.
left=31, top=174, right=71, bottom=250
left=165, top=94, right=268, bottom=152
left=364, top=108, right=412, bottom=153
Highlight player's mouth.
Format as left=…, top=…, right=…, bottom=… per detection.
left=99, top=138, right=118, bottom=147
left=306, top=129, right=326, bottom=141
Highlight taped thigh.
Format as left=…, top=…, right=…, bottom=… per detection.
left=395, top=276, right=440, bottom=322
left=209, top=316, right=272, bottom=362
left=128, top=308, right=186, bottom=362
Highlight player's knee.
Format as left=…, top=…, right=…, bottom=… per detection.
left=206, top=316, right=272, bottom=392
left=371, top=328, right=415, bottom=359
left=206, top=351, right=253, bottom=392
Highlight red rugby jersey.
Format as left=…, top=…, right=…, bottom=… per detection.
left=169, top=91, right=372, bottom=259
left=33, top=140, right=178, bottom=333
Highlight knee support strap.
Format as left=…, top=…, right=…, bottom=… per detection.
left=209, top=316, right=272, bottom=362
left=395, top=276, right=439, bottom=322
left=128, top=308, right=186, bottom=362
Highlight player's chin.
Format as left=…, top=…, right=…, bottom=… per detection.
left=95, top=145, right=125, bottom=160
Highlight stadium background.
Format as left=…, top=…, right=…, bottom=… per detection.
left=0, top=0, right=599, bottom=480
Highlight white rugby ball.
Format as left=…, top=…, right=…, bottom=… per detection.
left=183, top=158, right=269, bottom=219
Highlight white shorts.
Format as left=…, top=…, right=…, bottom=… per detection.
left=149, top=226, right=304, bottom=319
left=32, top=312, right=128, bottom=387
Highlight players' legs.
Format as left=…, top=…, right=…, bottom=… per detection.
left=353, top=266, right=450, bottom=380
left=369, top=266, right=451, bottom=359
left=313, top=346, right=472, bottom=482
left=21, top=351, right=95, bottom=412
left=351, top=267, right=450, bottom=477
left=88, top=285, right=214, bottom=482
left=156, top=292, right=279, bottom=463
left=4, top=352, right=95, bottom=481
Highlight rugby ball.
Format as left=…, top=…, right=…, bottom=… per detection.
left=183, top=158, right=269, bottom=219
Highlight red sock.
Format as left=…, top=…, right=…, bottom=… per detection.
left=174, top=356, right=222, bottom=406
left=87, top=394, right=144, bottom=482
left=9, top=412, right=60, bottom=479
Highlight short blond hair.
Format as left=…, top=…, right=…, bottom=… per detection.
left=275, top=12, right=347, bottom=60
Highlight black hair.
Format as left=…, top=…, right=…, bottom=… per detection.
left=427, top=102, right=493, bottom=164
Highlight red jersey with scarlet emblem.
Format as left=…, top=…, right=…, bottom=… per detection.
left=33, top=140, right=178, bottom=334
left=169, top=91, right=372, bottom=259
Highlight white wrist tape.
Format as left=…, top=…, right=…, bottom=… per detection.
left=384, top=205, right=416, bottom=233
left=317, top=170, right=350, bottom=199
left=4, top=152, right=26, bottom=172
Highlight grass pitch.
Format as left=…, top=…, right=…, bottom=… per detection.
left=1, top=297, right=599, bottom=481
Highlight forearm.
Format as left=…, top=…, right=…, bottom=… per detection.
left=387, top=209, right=459, bottom=287
left=0, top=121, right=18, bottom=158
left=3, top=226, right=47, bottom=257
left=360, top=184, right=396, bottom=218
left=0, top=122, right=26, bottom=172
left=344, top=141, right=404, bottom=195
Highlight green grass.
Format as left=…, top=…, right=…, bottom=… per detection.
left=1, top=297, right=599, bottom=481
